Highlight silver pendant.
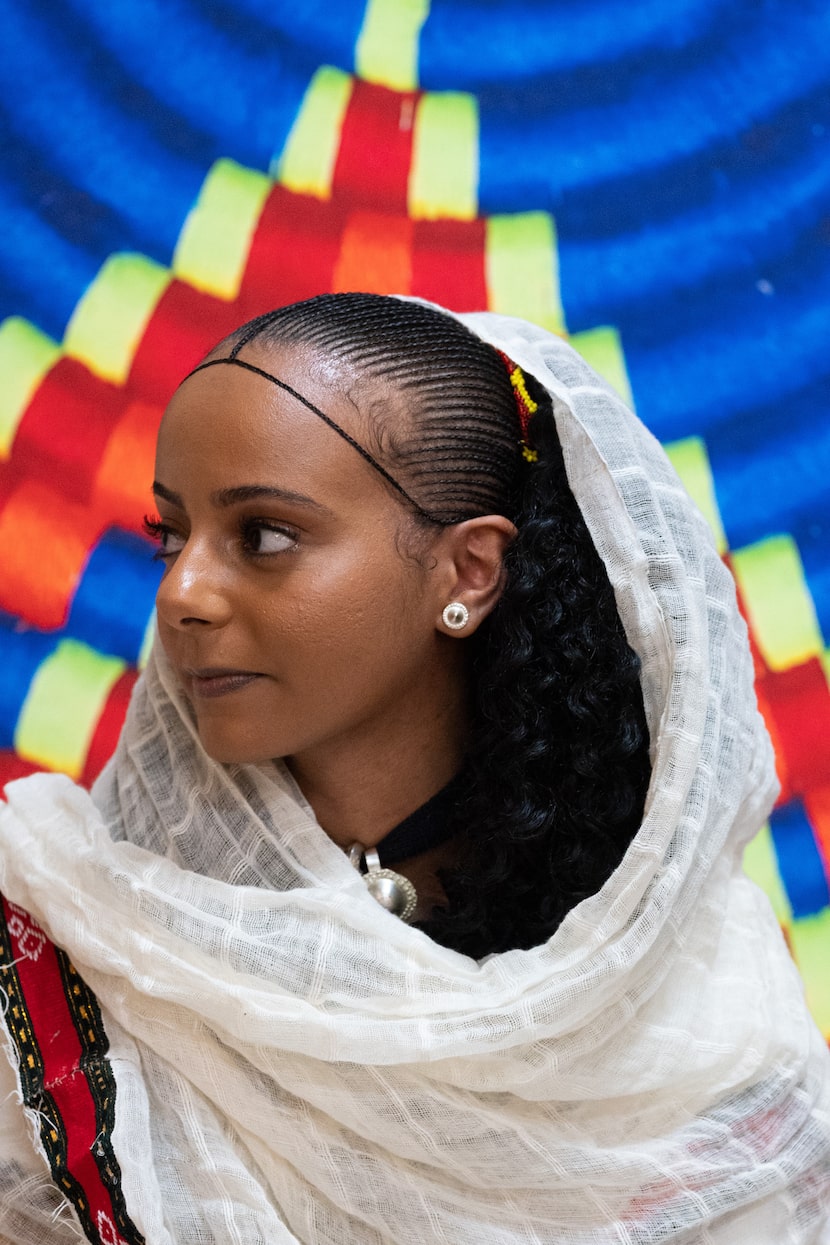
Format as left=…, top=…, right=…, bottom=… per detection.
left=348, top=843, right=418, bottom=923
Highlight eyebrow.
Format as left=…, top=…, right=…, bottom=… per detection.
left=152, top=480, right=333, bottom=516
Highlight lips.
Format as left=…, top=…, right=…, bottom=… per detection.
left=184, top=667, right=265, bottom=699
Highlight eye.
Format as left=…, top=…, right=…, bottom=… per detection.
left=143, top=514, right=186, bottom=559
left=241, top=520, right=297, bottom=555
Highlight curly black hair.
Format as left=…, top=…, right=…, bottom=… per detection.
left=217, top=293, right=651, bottom=959
left=432, top=368, right=651, bottom=956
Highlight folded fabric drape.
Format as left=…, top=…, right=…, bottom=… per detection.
left=0, top=308, right=828, bottom=1243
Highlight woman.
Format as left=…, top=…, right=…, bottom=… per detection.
left=0, top=294, right=827, bottom=1242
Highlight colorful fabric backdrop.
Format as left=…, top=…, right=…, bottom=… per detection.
left=1, top=2, right=828, bottom=1031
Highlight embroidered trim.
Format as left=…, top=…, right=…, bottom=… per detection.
left=0, top=895, right=144, bottom=1245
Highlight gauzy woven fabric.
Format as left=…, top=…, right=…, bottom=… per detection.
left=0, top=308, right=829, bottom=1243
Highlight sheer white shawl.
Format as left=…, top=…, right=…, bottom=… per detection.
left=0, top=310, right=828, bottom=1243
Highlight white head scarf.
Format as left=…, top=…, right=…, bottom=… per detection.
left=0, top=309, right=828, bottom=1243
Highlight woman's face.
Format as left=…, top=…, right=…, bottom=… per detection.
left=152, top=340, right=457, bottom=767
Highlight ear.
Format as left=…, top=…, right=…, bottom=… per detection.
left=433, top=515, right=517, bottom=637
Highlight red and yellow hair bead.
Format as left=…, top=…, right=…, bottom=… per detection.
left=496, top=350, right=539, bottom=463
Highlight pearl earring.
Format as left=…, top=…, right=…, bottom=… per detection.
left=442, top=602, right=469, bottom=631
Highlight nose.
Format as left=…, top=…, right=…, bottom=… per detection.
left=155, top=538, right=233, bottom=631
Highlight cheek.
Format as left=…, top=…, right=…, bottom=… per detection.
left=286, top=539, right=428, bottom=635
left=264, top=553, right=433, bottom=687
left=176, top=582, right=435, bottom=765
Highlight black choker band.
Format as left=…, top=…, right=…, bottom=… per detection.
left=374, top=777, right=461, bottom=865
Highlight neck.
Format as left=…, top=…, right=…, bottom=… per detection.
left=286, top=686, right=467, bottom=851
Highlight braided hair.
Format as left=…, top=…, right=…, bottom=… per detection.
left=220, top=293, right=651, bottom=958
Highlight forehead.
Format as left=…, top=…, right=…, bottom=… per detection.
left=156, top=340, right=392, bottom=506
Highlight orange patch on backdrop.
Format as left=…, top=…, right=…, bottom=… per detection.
left=0, top=481, right=101, bottom=629
left=93, top=399, right=163, bottom=531
left=333, top=211, right=413, bottom=295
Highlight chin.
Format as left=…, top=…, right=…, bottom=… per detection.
left=195, top=723, right=286, bottom=766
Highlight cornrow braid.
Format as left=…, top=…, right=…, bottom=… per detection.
left=184, top=355, right=438, bottom=523
left=215, top=295, right=525, bottom=525
left=206, top=293, right=650, bottom=958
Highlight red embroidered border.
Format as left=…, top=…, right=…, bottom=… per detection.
left=0, top=895, right=143, bottom=1245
